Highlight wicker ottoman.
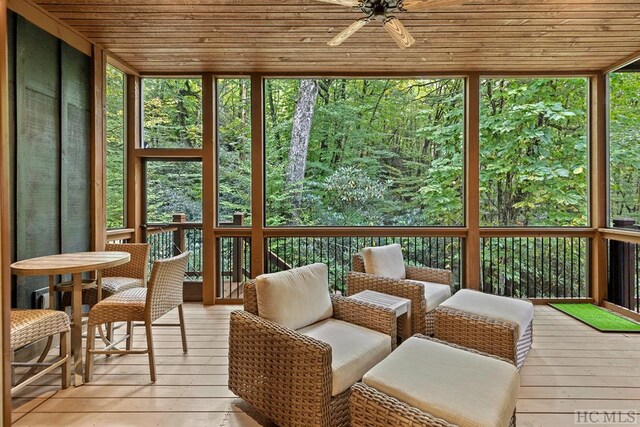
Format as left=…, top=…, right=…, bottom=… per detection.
left=350, top=336, right=519, bottom=427
left=434, top=289, right=534, bottom=368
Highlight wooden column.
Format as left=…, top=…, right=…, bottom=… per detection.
left=464, top=74, right=481, bottom=290
left=126, top=74, right=143, bottom=242
left=590, top=73, right=608, bottom=304
left=202, top=73, right=216, bottom=305
left=250, top=75, right=265, bottom=278
left=1, top=2, right=10, bottom=423
left=90, top=46, right=106, bottom=251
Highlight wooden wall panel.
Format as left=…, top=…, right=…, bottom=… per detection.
left=61, top=42, right=91, bottom=254
left=10, top=15, right=92, bottom=308
left=14, top=17, right=60, bottom=307
left=7, top=11, right=15, bottom=308
left=2, top=4, right=12, bottom=425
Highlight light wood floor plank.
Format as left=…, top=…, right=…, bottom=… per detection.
left=10, top=303, right=640, bottom=426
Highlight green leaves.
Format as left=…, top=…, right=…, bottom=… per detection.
left=479, top=78, right=589, bottom=227
left=265, top=78, right=465, bottom=226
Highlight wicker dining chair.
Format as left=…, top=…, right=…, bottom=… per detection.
left=58, top=243, right=150, bottom=308
left=10, top=309, right=71, bottom=393
left=84, top=251, right=190, bottom=383
left=347, top=245, right=453, bottom=336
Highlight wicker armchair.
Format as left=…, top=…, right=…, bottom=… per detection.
left=229, top=273, right=397, bottom=427
left=10, top=310, right=71, bottom=393
left=59, top=243, right=150, bottom=308
left=347, top=252, right=453, bottom=335
left=84, top=251, right=190, bottom=383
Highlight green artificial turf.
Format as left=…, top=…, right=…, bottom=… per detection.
left=549, top=303, right=640, bottom=333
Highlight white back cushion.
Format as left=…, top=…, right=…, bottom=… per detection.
left=362, top=244, right=406, bottom=280
left=255, top=263, right=333, bottom=330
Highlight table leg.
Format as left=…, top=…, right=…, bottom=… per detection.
left=48, top=275, right=55, bottom=309
left=400, top=303, right=412, bottom=342
left=96, top=270, right=102, bottom=302
left=72, top=272, right=84, bottom=386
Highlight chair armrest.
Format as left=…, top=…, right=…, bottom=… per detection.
left=405, top=265, right=453, bottom=286
left=330, top=294, right=397, bottom=346
left=228, top=310, right=333, bottom=426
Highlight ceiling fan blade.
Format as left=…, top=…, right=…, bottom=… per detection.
left=315, top=0, right=362, bottom=7
left=328, top=19, right=369, bottom=46
left=383, top=17, right=415, bottom=49
left=401, top=0, right=466, bottom=11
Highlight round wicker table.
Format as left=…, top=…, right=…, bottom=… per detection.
left=11, top=251, right=131, bottom=385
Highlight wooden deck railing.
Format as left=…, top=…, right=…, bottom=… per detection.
left=110, top=217, right=602, bottom=303
left=601, top=220, right=640, bottom=316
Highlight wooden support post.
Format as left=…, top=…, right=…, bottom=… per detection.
left=172, top=213, right=186, bottom=256
left=590, top=73, right=608, bottom=304
left=465, top=74, right=481, bottom=291
left=202, top=73, right=216, bottom=305
left=232, top=213, right=244, bottom=283
left=91, top=46, right=106, bottom=251
left=126, top=74, right=143, bottom=242
left=250, top=75, right=265, bottom=279
left=1, top=1, right=10, bottom=423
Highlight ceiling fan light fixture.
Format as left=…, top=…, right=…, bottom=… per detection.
left=320, top=0, right=462, bottom=48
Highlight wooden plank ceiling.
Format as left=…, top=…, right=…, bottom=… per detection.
left=33, top=0, right=640, bottom=74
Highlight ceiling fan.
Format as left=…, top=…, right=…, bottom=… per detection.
left=318, top=0, right=464, bottom=49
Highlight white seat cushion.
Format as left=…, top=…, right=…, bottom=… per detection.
left=362, top=244, right=406, bottom=280
left=407, top=280, right=451, bottom=312
left=255, top=263, right=333, bottom=331
left=298, top=318, right=392, bottom=396
left=363, top=337, right=519, bottom=427
left=440, top=289, right=534, bottom=339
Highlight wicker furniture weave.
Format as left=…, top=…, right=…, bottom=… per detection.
left=435, top=306, right=533, bottom=369
left=347, top=254, right=453, bottom=335
left=59, top=243, right=150, bottom=307
left=229, top=280, right=397, bottom=427
left=434, top=290, right=534, bottom=368
left=349, top=336, right=517, bottom=427
left=84, top=251, right=189, bottom=383
left=10, top=310, right=71, bottom=393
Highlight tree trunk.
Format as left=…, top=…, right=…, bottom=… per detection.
left=286, top=79, right=319, bottom=221
left=240, top=80, right=248, bottom=161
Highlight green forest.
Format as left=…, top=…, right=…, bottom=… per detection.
left=103, top=72, right=639, bottom=297
left=610, top=71, right=640, bottom=226
left=107, top=75, right=596, bottom=229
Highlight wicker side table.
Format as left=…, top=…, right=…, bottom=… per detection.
left=349, top=290, right=412, bottom=342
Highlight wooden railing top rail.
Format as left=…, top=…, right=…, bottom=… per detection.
left=117, top=223, right=600, bottom=240
left=263, top=227, right=468, bottom=238
left=480, top=227, right=596, bottom=238
left=208, top=226, right=599, bottom=239
left=146, top=222, right=203, bottom=228
left=600, top=227, right=640, bottom=244
left=106, top=228, right=135, bottom=242
left=146, top=225, right=178, bottom=236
